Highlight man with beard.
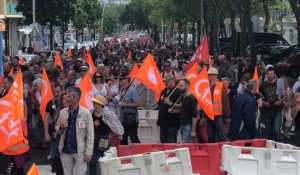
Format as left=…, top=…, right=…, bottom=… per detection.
left=157, top=74, right=181, bottom=143
left=259, top=67, right=285, bottom=141
left=170, top=79, right=198, bottom=143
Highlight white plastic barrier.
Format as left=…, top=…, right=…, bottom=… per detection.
left=143, top=148, right=193, bottom=175
left=99, top=148, right=193, bottom=175
left=266, top=140, right=299, bottom=150
left=221, top=145, right=300, bottom=175
left=103, top=147, right=117, bottom=159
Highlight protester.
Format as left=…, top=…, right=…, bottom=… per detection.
left=206, top=67, right=230, bottom=142
left=92, top=71, right=112, bottom=100
left=117, top=72, right=141, bottom=145
left=157, top=74, right=181, bottom=143
left=55, top=87, right=94, bottom=175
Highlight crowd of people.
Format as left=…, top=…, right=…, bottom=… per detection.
left=0, top=40, right=300, bottom=175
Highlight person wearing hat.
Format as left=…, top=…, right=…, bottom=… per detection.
left=89, top=95, right=124, bottom=175
left=117, top=72, right=141, bottom=145
left=207, top=67, right=230, bottom=142
left=157, top=74, right=181, bottom=143
left=161, top=60, right=180, bottom=82
left=75, top=65, right=89, bottom=86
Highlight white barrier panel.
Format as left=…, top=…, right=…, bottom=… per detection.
left=143, top=148, right=193, bottom=175
left=100, top=154, right=149, bottom=175
left=266, top=140, right=299, bottom=150
left=103, top=147, right=118, bottom=159
left=221, top=145, right=300, bottom=175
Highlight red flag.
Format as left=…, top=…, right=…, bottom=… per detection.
left=189, top=67, right=214, bottom=120
left=127, top=51, right=132, bottom=59
left=186, top=35, right=209, bottom=71
left=54, top=51, right=64, bottom=70
left=129, top=63, right=139, bottom=79
left=8, top=68, right=13, bottom=76
left=253, top=66, right=259, bottom=93
left=66, top=49, right=72, bottom=57
left=78, top=72, right=94, bottom=110
left=40, top=68, right=54, bottom=120
left=136, top=53, right=165, bottom=94
left=19, top=57, right=25, bottom=65
left=85, top=53, right=97, bottom=75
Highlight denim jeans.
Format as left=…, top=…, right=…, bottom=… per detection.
left=206, top=116, right=229, bottom=143
left=160, top=127, right=178, bottom=143
left=180, top=124, right=192, bottom=143
left=262, top=110, right=282, bottom=141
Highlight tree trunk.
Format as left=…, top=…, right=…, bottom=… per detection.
left=263, top=2, right=270, bottom=32
left=229, top=10, right=237, bottom=55
left=288, top=0, right=300, bottom=44
left=240, top=14, right=247, bottom=57
left=81, top=29, right=84, bottom=42
left=178, top=21, right=182, bottom=45
left=183, top=20, right=188, bottom=48
left=246, top=11, right=256, bottom=61
left=62, top=21, right=65, bottom=50
left=191, top=22, right=196, bottom=50
left=49, top=23, right=54, bottom=50
left=212, top=0, right=220, bottom=52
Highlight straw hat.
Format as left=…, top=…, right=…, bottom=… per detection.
left=90, top=95, right=107, bottom=106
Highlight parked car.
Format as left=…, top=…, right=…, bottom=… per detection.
left=274, top=49, right=300, bottom=78
left=269, top=45, right=300, bottom=64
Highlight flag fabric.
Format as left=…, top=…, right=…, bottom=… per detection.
left=8, top=70, right=24, bottom=120
left=136, top=53, right=165, bottom=95
left=189, top=67, right=214, bottom=120
left=54, top=51, right=64, bottom=70
left=40, top=68, right=54, bottom=121
left=78, top=72, right=94, bottom=110
left=27, top=163, right=39, bottom=175
left=85, top=53, right=97, bottom=75
left=0, top=93, right=24, bottom=151
left=8, top=68, right=13, bottom=76
left=183, top=62, right=198, bottom=82
left=129, top=63, right=139, bottom=79
left=19, top=57, right=25, bottom=65
left=186, top=35, right=209, bottom=71
left=66, top=49, right=72, bottom=57
left=127, top=51, right=132, bottom=59
left=253, top=66, right=259, bottom=93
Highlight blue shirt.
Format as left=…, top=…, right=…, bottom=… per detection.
left=63, top=107, right=79, bottom=153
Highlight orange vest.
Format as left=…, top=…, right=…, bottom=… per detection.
left=2, top=138, right=30, bottom=155
left=213, top=82, right=223, bottom=116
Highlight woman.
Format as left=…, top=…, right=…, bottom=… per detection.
left=57, top=70, right=68, bottom=87
left=92, top=71, right=113, bottom=100
left=53, top=92, right=70, bottom=175
left=107, top=73, right=120, bottom=115
left=89, top=95, right=124, bottom=175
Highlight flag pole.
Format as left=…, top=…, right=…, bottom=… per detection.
left=121, top=77, right=135, bottom=102
left=166, top=83, right=179, bottom=99
left=171, top=94, right=183, bottom=108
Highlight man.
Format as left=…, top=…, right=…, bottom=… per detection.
left=207, top=67, right=230, bottom=142
left=3, top=61, right=12, bottom=76
left=292, top=76, right=300, bottom=93
left=55, top=87, right=94, bottom=175
left=179, top=61, right=188, bottom=79
left=157, top=74, right=181, bottom=143
left=229, top=80, right=258, bottom=140
left=161, top=60, right=180, bottom=81
left=259, top=67, right=285, bottom=141
left=0, top=76, right=13, bottom=98
left=44, top=84, right=63, bottom=172
left=75, top=65, right=89, bottom=86
left=171, top=79, right=198, bottom=143
left=64, top=69, right=77, bottom=90
left=117, top=72, right=141, bottom=145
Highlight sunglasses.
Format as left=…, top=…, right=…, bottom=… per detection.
left=164, top=65, right=170, bottom=67
left=95, top=76, right=102, bottom=78
left=80, top=69, right=88, bottom=72
left=118, top=77, right=125, bottom=80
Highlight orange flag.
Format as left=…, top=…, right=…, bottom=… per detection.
left=8, top=68, right=14, bottom=76
left=40, top=68, right=54, bottom=120
left=78, top=72, right=94, bottom=110
left=54, top=51, right=64, bottom=70
left=0, top=93, right=24, bottom=151
left=66, top=49, right=72, bottom=57
left=19, top=57, right=25, bottom=65
left=183, top=62, right=198, bottom=82
left=127, top=51, right=132, bottom=59
left=129, top=63, right=139, bottom=79
left=253, top=66, right=259, bottom=92
left=7, top=70, right=24, bottom=120
left=27, top=163, right=39, bottom=175
left=85, top=53, right=97, bottom=75
left=189, top=67, right=214, bottom=120
left=136, top=53, right=165, bottom=94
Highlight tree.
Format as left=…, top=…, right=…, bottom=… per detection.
left=288, top=0, right=300, bottom=44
